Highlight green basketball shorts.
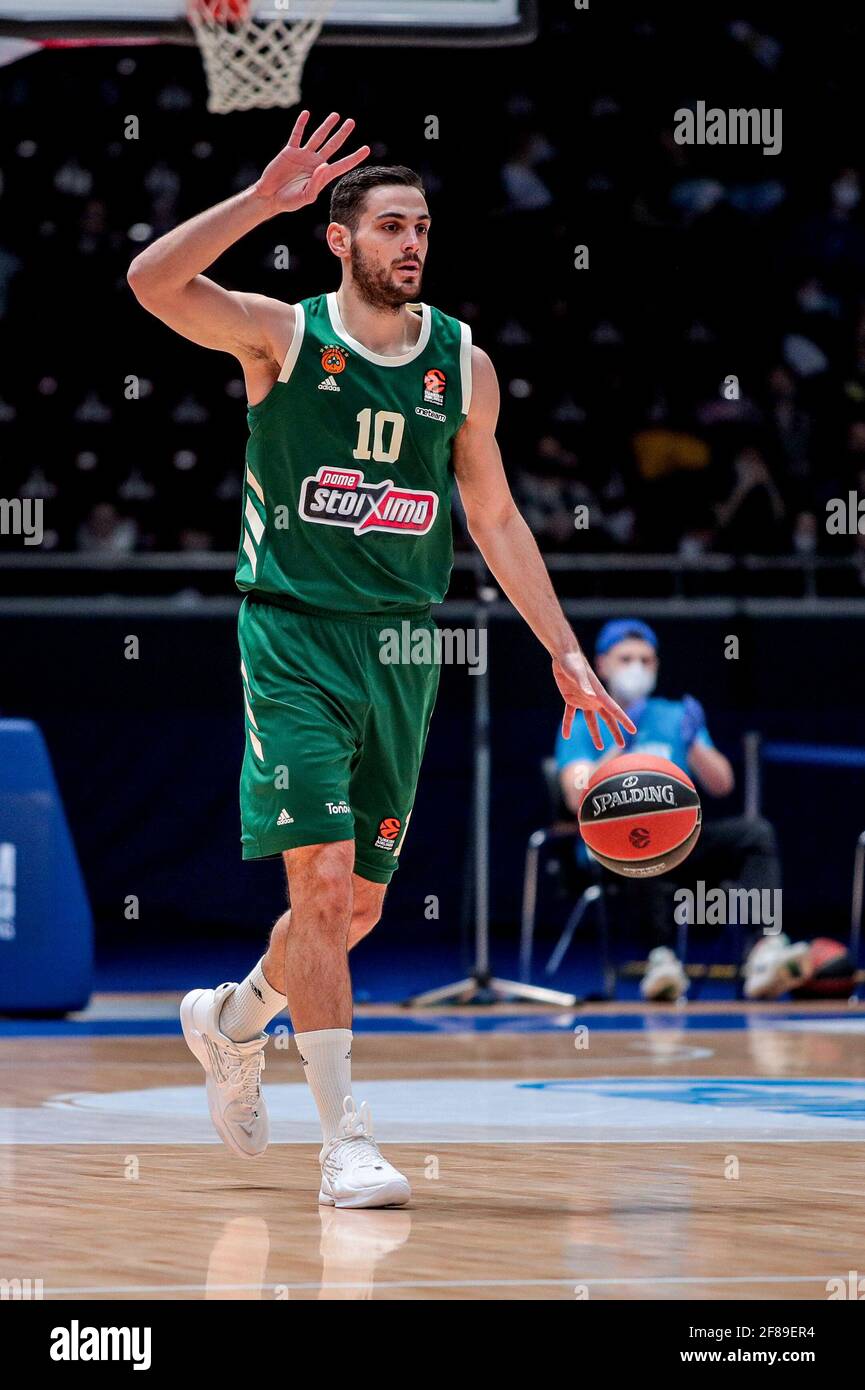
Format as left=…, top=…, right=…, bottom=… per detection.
left=237, top=594, right=441, bottom=884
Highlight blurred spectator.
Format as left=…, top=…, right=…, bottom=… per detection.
left=767, top=366, right=812, bottom=488
left=0, top=14, right=862, bottom=573
left=76, top=503, right=138, bottom=554
left=501, top=132, right=554, bottom=211
left=791, top=510, right=819, bottom=556
left=555, top=619, right=782, bottom=1002
left=631, top=425, right=710, bottom=483
left=714, top=447, right=786, bottom=553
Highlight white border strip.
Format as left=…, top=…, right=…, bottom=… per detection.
left=277, top=302, right=305, bottom=383
left=246, top=465, right=264, bottom=504
left=459, top=319, right=473, bottom=414
left=244, top=495, right=265, bottom=544
left=39, top=1272, right=839, bottom=1296
left=327, top=291, right=430, bottom=366
left=241, top=529, right=258, bottom=580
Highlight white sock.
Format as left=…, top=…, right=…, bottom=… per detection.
left=294, top=1028, right=353, bottom=1144
left=218, top=958, right=286, bottom=1042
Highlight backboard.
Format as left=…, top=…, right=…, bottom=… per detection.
left=0, top=0, right=537, bottom=47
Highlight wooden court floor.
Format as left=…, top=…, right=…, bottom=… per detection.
left=1, top=1001, right=864, bottom=1300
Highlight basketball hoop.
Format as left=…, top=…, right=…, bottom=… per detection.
left=187, top=0, right=333, bottom=115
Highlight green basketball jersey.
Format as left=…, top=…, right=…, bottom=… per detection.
left=236, top=291, right=472, bottom=614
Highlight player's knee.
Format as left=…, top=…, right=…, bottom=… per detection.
left=350, top=902, right=383, bottom=942
left=346, top=876, right=388, bottom=948
left=287, top=846, right=354, bottom=930
left=268, top=908, right=291, bottom=952
left=308, top=868, right=353, bottom=923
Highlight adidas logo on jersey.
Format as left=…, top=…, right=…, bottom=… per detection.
left=277, top=808, right=294, bottom=826
left=318, top=375, right=340, bottom=392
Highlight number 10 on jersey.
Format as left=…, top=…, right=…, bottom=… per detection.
left=353, top=408, right=405, bottom=464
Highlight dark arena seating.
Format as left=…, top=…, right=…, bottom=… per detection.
left=1, top=5, right=864, bottom=1331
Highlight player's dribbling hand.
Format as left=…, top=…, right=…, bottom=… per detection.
left=253, top=110, right=370, bottom=213
left=553, top=651, right=637, bottom=752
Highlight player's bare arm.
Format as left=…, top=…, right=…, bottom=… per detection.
left=126, top=110, right=370, bottom=401
left=688, top=741, right=735, bottom=797
left=453, top=346, right=636, bottom=753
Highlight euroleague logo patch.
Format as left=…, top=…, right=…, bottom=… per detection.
left=629, top=827, right=651, bottom=849
left=321, top=345, right=348, bottom=375
left=375, top=816, right=402, bottom=851
left=299, top=466, right=438, bottom=536
left=423, top=368, right=446, bottom=406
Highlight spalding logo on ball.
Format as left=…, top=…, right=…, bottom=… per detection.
left=578, top=753, right=701, bottom=878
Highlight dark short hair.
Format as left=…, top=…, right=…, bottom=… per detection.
left=329, top=165, right=426, bottom=231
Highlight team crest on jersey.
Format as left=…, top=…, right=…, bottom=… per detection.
left=321, top=345, right=348, bottom=375
left=299, top=466, right=438, bottom=536
left=423, top=368, right=446, bottom=406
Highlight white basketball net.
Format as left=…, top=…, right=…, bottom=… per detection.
left=187, top=0, right=333, bottom=115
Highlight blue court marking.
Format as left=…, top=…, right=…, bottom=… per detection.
left=0, top=1010, right=861, bottom=1038
left=517, top=1077, right=865, bottom=1122
left=0, top=1018, right=184, bottom=1037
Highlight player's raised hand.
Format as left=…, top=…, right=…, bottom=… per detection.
left=254, top=111, right=370, bottom=213
left=553, top=650, right=637, bottom=752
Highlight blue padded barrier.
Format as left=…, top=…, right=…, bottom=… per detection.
left=0, top=720, right=93, bottom=1013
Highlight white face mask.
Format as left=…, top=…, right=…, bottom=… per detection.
left=609, top=659, right=656, bottom=704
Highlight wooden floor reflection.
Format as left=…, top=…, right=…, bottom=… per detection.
left=1, top=1005, right=863, bottom=1300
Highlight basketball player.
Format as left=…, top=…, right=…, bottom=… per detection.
left=128, top=111, right=634, bottom=1208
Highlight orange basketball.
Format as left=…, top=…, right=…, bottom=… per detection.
left=578, top=752, right=702, bottom=878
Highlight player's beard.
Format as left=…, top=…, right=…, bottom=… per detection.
left=350, top=243, right=423, bottom=310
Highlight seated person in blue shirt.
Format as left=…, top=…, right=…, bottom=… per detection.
left=555, top=619, right=781, bottom=1001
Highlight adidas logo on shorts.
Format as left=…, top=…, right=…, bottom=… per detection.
left=318, top=375, right=340, bottom=392
left=277, top=808, right=294, bottom=826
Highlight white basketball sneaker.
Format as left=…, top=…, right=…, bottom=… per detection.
left=319, top=1098, right=411, bottom=1210
left=641, top=946, right=689, bottom=1002
left=180, top=983, right=269, bottom=1159
left=743, top=935, right=810, bottom=999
